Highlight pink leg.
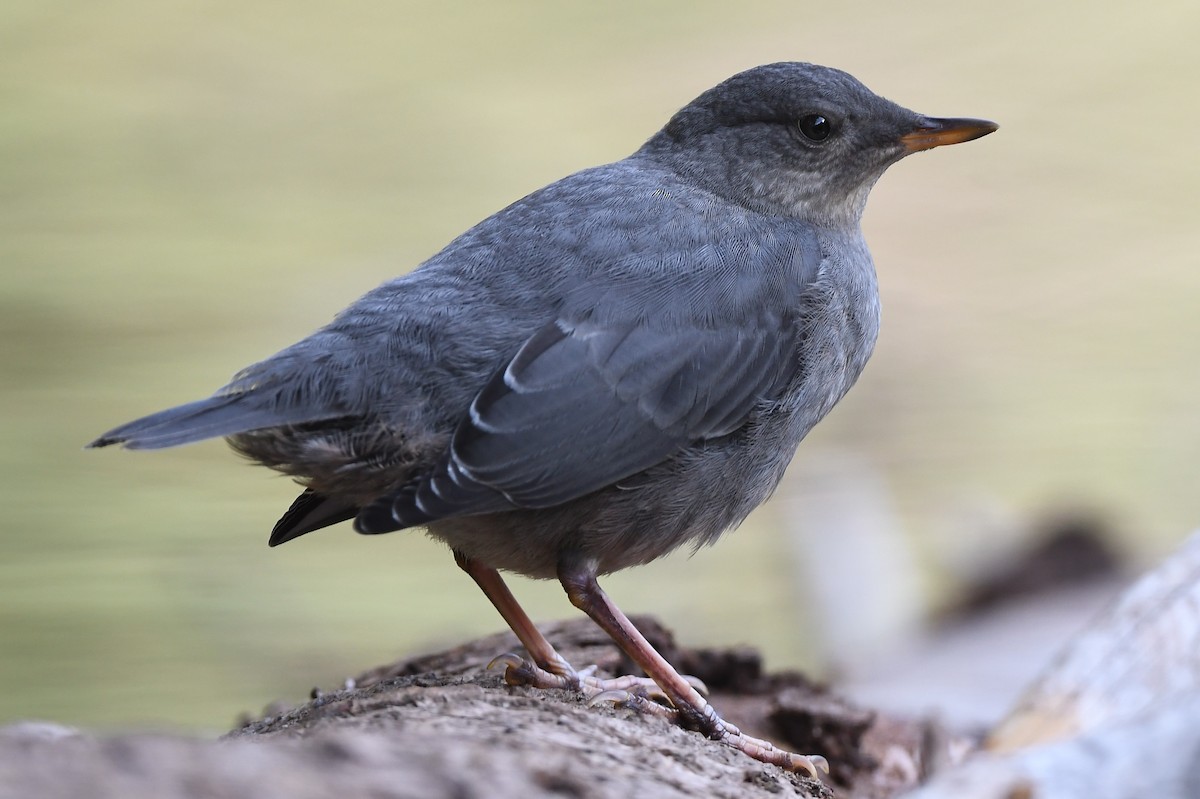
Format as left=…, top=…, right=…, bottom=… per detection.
left=455, top=550, right=579, bottom=688
left=454, top=551, right=684, bottom=701
left=558, top=557, right=828, bottom=779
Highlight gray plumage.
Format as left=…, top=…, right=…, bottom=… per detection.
left=92, top=62, right=995, bottom=580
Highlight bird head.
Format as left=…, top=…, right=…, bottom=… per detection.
left=641, top=62, right=997, bottom=228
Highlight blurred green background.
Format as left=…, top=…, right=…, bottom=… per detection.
left=3, top=0, right=1198, bottom=732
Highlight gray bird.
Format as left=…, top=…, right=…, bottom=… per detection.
left=91, top=62, right=996, bottom=777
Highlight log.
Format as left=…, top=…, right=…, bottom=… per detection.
left=0, top=617, right=931, bottom=799
left=904, top=530, right=1200, bottom=799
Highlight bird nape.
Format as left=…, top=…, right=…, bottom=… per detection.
left=91, top=61, right=996, bottom=779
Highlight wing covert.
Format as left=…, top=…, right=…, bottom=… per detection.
left=356, top=310, right=801, bottom=532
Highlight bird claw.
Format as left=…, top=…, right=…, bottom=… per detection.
left=588, top=689, right=679, bottom=720
left=587, top=689, right=634, bottom=708
left=486, top=652, right=523, bottom=673
left=793, top=754, right=830, bottom=780
left=486, top=653, right=575, bottom=689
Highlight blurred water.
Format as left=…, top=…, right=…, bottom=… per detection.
left=2, top=0, right=1198, bottom=730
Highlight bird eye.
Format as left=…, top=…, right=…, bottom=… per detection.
left=797, top=114, right=831, bottom=141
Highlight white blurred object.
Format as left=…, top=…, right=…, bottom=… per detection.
left=843, top=583, right=1121, bottom=727
left=775, top=451, right=923, bottom=669
left=776, top=452, right=1123, bottom=727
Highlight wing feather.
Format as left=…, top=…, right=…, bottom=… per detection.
left=356, top=311, right=801, bottom=532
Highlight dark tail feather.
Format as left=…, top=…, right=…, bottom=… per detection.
left=269, top=489, right=358, bottom=546
left=354, top=485, right=436, bottom=534
left=88, top=394, right=339, bottom=450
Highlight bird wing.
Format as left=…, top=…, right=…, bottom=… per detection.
left=356, top=310, right=800, bottom=532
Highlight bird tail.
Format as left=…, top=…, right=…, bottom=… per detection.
left=269, top=489, right=359, bottom=546
left=88, top=393, right=337, bottom=450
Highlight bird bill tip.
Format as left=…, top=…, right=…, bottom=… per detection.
left=900, top=117, right=999, bottom=153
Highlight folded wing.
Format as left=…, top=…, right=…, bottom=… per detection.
left=356, top=312, right=800, bottom=532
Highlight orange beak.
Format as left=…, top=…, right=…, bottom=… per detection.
left=900, top=117, right=999, bottom=153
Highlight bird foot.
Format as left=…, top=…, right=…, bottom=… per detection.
left=487, top=653, right=707, bottom=701
left=587, top=688, right=684, bottom=720
left=487, top=653, right=578, bottom=690
left=721, top=727, right=829, bottom=780
left=487, top=653, right=822, bottom=779
left=586, top=688, right=827, bottom=779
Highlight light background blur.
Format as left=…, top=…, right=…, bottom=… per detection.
left=2, top=1, right=1198, bottom=731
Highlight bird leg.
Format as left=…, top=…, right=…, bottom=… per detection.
left=453, top=551, right=682, bottom=701
left=557, top=555, right=829, bottom=780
